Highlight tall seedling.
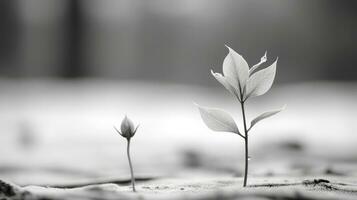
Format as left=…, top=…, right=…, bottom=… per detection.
left=196, top=46, right=285, bottom=187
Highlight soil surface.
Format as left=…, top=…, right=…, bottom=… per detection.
left=2, top=176, right=357, bottom=200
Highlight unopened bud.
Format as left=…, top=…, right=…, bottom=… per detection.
left=114, top=116, right=139, bottom=139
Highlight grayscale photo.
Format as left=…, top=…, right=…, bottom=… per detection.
left=0, top=0, right=357, bottom=199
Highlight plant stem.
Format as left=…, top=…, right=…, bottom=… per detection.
left=240, top=101, right=249, bottom=187
left=126, top=138, right=136, bottom=192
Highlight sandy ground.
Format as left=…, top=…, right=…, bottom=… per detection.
left=2, top=176, right=357, bottom=199
left=0, top=79, right=356, bottom=199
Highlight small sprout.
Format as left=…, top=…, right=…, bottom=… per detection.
left=196, top=46, right=285, bottom=187
left=114, top=115, right=139, bottom=192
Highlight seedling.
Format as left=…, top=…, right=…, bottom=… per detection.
left=114, top=116, right=139, bottom=192
left=196, top=46, right=285, bottom=187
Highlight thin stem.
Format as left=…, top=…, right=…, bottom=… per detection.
left=237, top=81, right=249, bottom=187
left=126, top=138, right=136, bottom=192
left=240, top=101, right=249, bottom=187
left=247, top=126, right=252, bottom=133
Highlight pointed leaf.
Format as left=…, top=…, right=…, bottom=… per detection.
left=211, top=70, right=240, bottom=101
left=223, top=45, right=249, bottom=90
left=245, top=58, right=278, bottom=100
left=195, top=104, right=243, bottom=138
left=249, top=51, right=267, bottom=75
left=249, top=105, right=285, bottom=130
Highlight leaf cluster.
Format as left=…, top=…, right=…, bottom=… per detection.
left=197, top=46, right=285, bottom=137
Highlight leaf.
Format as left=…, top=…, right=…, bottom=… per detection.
left=249, top=51, right=267, bottom=75
left=211, top=70, right=240, bottom=101
left=223, top=45, right=249, bottom=90
left=195, top=104, right=243, bottom=138
left=245, top=58, right=278, bottom=100
left=249, top=105, right=286, bottom=130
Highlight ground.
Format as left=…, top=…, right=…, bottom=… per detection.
left=2, top=176, right=357, bottom=199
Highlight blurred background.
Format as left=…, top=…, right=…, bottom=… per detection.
left=1, top=0, right=357, bottom=83
left=0, top=0, right=356, bottom=187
